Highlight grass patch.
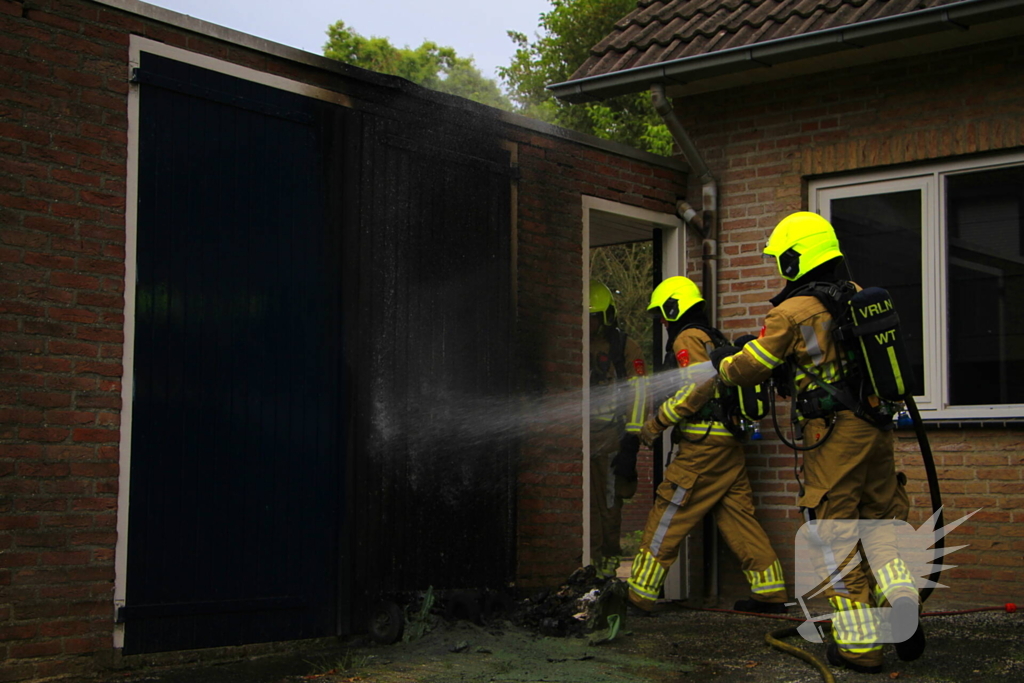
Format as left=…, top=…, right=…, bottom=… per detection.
left=306, top=651, right=372, bottom=676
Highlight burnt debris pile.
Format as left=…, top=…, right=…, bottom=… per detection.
left=514, top=566, right=629, bottom=638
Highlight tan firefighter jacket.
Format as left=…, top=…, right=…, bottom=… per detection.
left=590, top=328, right=648, bottom=436
left=645, top=327, right=725, bottom=441
left=718, top=291, right=849, bottom=397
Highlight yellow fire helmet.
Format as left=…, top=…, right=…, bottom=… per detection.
left=764, top=211, right=844, bottom=281
left=647, top=276, right=703, bottom=322
left=589, top=279, right=616, bottom=326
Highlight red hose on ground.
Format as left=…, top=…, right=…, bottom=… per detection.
left=922, top=602, right=1017, bottom=617
left=677, top=602, right=1018, bottom=621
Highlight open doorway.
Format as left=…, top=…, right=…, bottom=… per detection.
left=581, top=196, right=687, bottom=597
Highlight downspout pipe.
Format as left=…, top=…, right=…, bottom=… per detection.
left=650, top=84, right=719, bottom=328
left=650, top=83, right=720, bottom=602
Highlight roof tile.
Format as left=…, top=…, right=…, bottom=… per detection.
left=568, top=0, right=965, bottom=81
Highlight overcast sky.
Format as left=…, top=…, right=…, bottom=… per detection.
left=144, top=0, right=554, bottom=84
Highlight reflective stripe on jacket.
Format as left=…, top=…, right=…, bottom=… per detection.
left=591, top=330, right=648, bottom=434
left=656, top=327, right=722, bottom=430
left=718, top=293, right=847, bottom=395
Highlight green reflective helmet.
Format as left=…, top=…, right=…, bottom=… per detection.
left=764, top=212, right=844, bottom=281
left=589, top=279, right=616, bottom=326
left=647, top=276, right=703, bottom=322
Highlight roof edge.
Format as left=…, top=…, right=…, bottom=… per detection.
left=548, top=0, right=1024, bottom=102
left=89, top=0, right=685, bottom=169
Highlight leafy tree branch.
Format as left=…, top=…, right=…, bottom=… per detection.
left=323, top=21, right=512, bottom=111
left=499, top=0, right=672, bottom=155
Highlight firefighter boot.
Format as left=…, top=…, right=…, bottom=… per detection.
left=892, top=597, right=926, bottom=661
left=594, top=555, right=621, bottom=580
left=625, top=588, right=655, bottom=618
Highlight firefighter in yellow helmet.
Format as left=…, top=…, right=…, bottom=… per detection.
left=629, top=276, right=788, bottom=614
left=588, top=279, right=649, bottom=580
left=709, top=212, right=922, bottom=674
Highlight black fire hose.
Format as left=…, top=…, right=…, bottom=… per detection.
left=904, top=394, right=944, bottom=603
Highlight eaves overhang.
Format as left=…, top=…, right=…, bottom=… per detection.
left=548, top=0, right=1024, bottom=102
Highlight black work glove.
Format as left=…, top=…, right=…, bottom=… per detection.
left=772, top=362, right=793, bottom=398
left=734, top=334, right=756, bottom=347
left=612, top=434, right=640, bottom=482
left=709, top=344, right=741, bottom=371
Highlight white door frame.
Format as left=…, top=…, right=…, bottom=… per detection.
left=581, top=196, right=685, bottom=580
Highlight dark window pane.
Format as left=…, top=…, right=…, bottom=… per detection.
left=831, top=191, right=924, bottom=395
left=946, top=167, right=1024, bottom=405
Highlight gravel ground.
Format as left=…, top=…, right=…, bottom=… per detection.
left=84, top=601, right=1022, bottom=683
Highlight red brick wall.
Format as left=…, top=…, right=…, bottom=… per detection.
left=674, top=36, right=1024, bottom=607
left=897, top=429, right=1024, bottom=604
left=506, top=130, right=685, bottom=589
left=0, top=0, right=688, bottom=676
left=1, top=0, right=131, bottom=678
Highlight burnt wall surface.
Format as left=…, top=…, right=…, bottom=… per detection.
left=0, top=0, right=687, bottom=678
left=672, top=36, right=1024, bottom=606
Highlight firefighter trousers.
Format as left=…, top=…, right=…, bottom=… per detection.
left=590, top=427, right=636, bottom=577
left=628, top=433, right=786, bottom=608
left=797, top=412, right=913, bottom=669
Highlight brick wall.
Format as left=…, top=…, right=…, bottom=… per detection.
left=897, top=429, right=1024, bottom=604
left=0, top=0, right=688, bottom=676
left=507, top=130, right=685, bottom=589
left=674, top=36, right=1024, bottom=606
left=1, top=0, right=130, bottom=678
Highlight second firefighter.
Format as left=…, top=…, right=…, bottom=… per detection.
left=628, top=276, right=789, bottom=613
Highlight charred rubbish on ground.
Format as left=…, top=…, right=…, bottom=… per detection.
left=513, top=566, right=630, bottom=638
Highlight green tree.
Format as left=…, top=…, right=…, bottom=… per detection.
left=499, top=0, right=672, bottom=155
left=591, top=242, right=655, bottom=366
left=323, top=21, right=512, bottom=111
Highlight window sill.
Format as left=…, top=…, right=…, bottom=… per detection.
left=896, top=418, right=1024, bottom=431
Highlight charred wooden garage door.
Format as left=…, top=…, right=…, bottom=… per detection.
left=347, top=117, right=516, bottom=616
left=125, top=51, right=516, bottom=654
left=123, top=53, right=349, bottom=654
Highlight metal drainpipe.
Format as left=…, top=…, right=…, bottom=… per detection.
left=651, top=83, right=720, bottom=601
left=650, top=84, right=718, bottom=327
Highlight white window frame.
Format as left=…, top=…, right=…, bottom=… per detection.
left=810, top=151, right=1024, bottom=420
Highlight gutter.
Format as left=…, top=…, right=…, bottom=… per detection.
left=548, top=0, right=1024, bottom=103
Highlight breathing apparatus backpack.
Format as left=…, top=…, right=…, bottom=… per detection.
left=841, top=287, right=915, bottom=400
left=737, top=369, right=770, bottom=422
left=788, top=281, right=915, bottom=428
left=670, top=324, right=765, bottom=442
